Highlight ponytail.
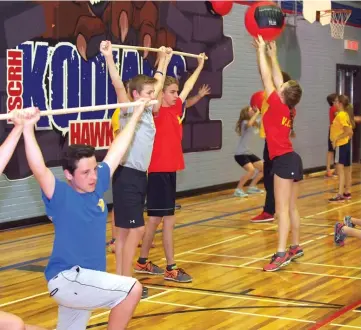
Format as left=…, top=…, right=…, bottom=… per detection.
left=346, top=104, right=356, bottom=129
left=289, top=109, right=296, bottom=138
left=338, top=94, right=355, bottom=129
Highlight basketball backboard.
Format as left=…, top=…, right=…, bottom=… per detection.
left=303, top=0, right=331, bottom=25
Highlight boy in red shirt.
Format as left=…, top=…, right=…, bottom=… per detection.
left=325, top=93, right=338, bottom=177
left=254, top=36, right=303, bottom=272
left=134, top=53, right=206, bottom=282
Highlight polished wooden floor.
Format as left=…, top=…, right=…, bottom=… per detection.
left=1, top=165, right=361, bottom=330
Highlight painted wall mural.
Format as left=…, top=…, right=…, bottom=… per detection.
left=0, top=1, right=234, bottom=180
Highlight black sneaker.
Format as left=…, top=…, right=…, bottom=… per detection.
left=329, top=194, right=345, bottom=203
left=141, top=286, right=148, bottom=299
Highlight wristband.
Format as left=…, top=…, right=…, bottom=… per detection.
left=155, top=70, right=163, bottom=76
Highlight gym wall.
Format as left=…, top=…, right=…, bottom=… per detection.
left=0, top=1, right=360, bottom=224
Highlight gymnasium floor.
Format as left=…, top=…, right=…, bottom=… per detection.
left=1, top=165, right=361, bottom=329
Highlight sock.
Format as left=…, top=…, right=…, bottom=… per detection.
left=138, top=257, right=148, bottom=264
left=290, top=245, right=299, bottom=250
left=276, top=251, right=286, bottom=258
left=166, top=264, right=177, bottom=271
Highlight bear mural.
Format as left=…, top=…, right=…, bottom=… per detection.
left=0, top=1, right=234, bottom=180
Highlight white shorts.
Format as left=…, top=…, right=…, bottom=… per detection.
left=47, top=266, right=137, bottom=330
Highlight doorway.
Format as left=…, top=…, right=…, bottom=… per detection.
left=336, top=64, right=361, bottom=163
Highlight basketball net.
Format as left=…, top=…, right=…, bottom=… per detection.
left=320, top=9, right=352, bottom=39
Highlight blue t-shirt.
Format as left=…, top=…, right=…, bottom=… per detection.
left=42, top=162, right=110, bottom=282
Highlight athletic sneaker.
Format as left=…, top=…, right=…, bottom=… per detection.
left=328, top=194, right=345, bottom=203
left=334, top=222, right=347, bottom=246
left=288, top=245, right=304, bottom=260
left=344, top=215, right=355, bottom=228
left=247, top=186, right=264, bottom=194
left=250, top=211, right=274, bottom=223
left=234, top=189, right=248, bottom=198
left=134, top=261, right=164, bottom=275
left=343, top=193, right=351, bottom=200
left=164, top=268, right=192, bottom=282
left=325, top=170, right=337, bottom=178
left=263, top=252, right=291, bottom=272
left=142, top=286, right=148, bottom=299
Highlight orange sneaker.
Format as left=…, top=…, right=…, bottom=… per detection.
left=164, top=268, right=192, bottom=283
left=134, top=261, right=164, bottom=275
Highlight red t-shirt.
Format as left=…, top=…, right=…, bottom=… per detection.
left=329, top=105, right=337, bottom=125
left=148, top=98, right=185, bottom=173
left=262, top=91, right=294, bottom=160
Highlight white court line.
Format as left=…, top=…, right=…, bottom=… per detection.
left=88, top=290, right=170, bottom=322
left=174, top=234, right=247, bottom=257
left=143, top=299, right=315, bottom=324
left=176, top=259, right=361, bottom=281
left=145, top=285, right=307, bottom=306
left=188, top=251, right=361, bottom=270
left=174, top=225, right=277, bottom=259
left=304, top=200, right=361, bottom=219
left=239, top=238, right=315, bottom=267
left=0, top=291, right=48, bottom=308
left=330, top=324, right=361, bottom=329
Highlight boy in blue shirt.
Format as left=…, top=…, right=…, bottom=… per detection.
left=22, top=101, right=149, bottom=330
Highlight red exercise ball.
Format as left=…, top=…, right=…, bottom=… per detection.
left=208, top=1, right=233, bottom=16
left=250, top=90, right=264, bottom=110
left=244, top=1, right=285, bottom=41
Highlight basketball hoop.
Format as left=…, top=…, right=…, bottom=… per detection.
left=318, top=9, right=352, bottom=39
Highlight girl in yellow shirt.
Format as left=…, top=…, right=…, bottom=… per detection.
left=329, top=95, right=355, bottom=202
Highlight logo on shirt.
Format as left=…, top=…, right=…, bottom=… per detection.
left=97, top=199, right=105, bottom=212
left=282, top=117, right=292, bottom=128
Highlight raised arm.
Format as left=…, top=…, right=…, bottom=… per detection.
left=154, top=47, right=173, bottom=98
left=22, top=108, right=56, bottom=199
left=100, top=40, right=130, bottom=103
left=103, top=100, right=148, bottom=176
left=153, top=48, right=173, bottom=113
left=246, top=108, right=261, bottom=128
left=179, top=53, right=206, bottom=103
left=0, top=115, right=24, bottom=175
left=254, top=35, right=275, bottom=97
left=267, top=41, right=284, bottom=91
left=185, top=84, right=211, bottom=108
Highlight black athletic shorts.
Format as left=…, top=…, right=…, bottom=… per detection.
left=147, top=172, right=176, bottom=217
left=272, top=151, right=303, bottom=182
left=234, top=154, right=261, bottom=167
left=112, top=165, right=147, bottom=229
left=328, top=128, right=334, bottom=152
left=335, top=141, right=352, bottom=166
